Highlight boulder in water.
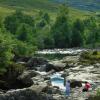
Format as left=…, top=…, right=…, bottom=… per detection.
left=46, top=61, right=66, bottom=72
left=27, top=57, right=48, bottom=69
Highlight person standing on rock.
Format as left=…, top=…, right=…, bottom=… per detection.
left=66, top=80, right=71, bottom=96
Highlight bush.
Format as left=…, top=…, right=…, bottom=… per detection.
left=80, top=51, right=100, bottom=64
left=93, top=51, right=98, bottom=55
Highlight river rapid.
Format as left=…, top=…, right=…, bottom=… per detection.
left=36, top=49, right=100, bottom=100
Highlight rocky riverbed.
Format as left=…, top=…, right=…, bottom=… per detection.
left=0, top=49, right=100, bottom=100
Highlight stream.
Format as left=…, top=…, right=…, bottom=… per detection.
left=0, top=49, right=100, bottom=100
left=37, top=49, right=100, bottom=100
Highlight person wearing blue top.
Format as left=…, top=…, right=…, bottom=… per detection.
left=66, top=80, right=70, bottom=96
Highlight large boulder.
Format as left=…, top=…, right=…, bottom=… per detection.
left=46, top=61, right=66, bottom=72
left=27, top=57, right=48, bottom=69
left=70, top=80, right=82, bottom=88
left=13, top=55, right=31, bottom=63
left=62, top=56, right=80, bottom=64
left=17, top=70, right=38, bottom=87
left=0, top=63, right=25, bottom=90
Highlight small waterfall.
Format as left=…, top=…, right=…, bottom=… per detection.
left=50, top=73, right=66, bottom=90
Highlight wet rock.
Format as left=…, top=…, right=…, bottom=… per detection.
left=46, top=61, right=66, bottom=72
left=44, top=76, right=50, bottom=80
left=0, top=84, right=49, bottom=100
left=18, top=96, right=26, bottom=100
left=53, top=94, right=65, bottom=100
left=70, top=80, right=82, bottom=88
left=27, top=57, right=48, bottom=69
left=46, top=69, right=55, bottom=75
left=0, top=81, right=8, bottom=90
left=29, top=84, right=48, bottom=93
left=62, top=56, right=80, bottom=64
left=8, top=97, right=15, bottom=100
left=17, top=70, right=38, bottom=87
left=94, top=63, right=100, bottom=68
left=13, top=55, right=31, bottom=63
left=61, top=71, right=69, bottom=77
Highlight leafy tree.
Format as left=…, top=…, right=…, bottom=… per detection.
left=4, top=15, right=19, bottom=34
left=71, top=19, right=84, bottom=47
left=36, top=19, right=46, bottom=28
left=42, top=13, right=50, bottom=24
left=36, top=12, right=50, bottom=29
left=0, top=31, right=14, bottom=74
left=16, top=23, right=30, bottom=42
left=51, top=4, right=71, bottom=48
left=44, top=33, right=54, bottom=49
left=13, top=40, right=37, bottom=56
left=4, top=10, right=34, bottom=34
left=84, top=17, right=99, bottom=47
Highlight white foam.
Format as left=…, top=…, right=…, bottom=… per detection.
left=51, top=81, right=66, bottom=90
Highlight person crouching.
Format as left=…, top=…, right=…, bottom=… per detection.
left=82, top=81, right=91, bottom=92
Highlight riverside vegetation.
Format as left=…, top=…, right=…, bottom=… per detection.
left=0, top=0, right=100, bottom=100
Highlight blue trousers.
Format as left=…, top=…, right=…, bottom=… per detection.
left=66, top=89, right=70, bottom=96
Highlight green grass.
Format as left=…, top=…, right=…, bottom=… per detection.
left=0, top=0, right=58, bottom=11
left=0, top=0, right=98, bottom=23
left=0, top=0, right=99, bottom=11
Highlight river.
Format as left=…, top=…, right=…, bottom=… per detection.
left=36, top=49, right=100, bottom=100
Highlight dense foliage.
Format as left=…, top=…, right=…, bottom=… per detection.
left=2, top=5, right=100, bottom=50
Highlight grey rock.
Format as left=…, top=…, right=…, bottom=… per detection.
left=46, top=61, right=66, bottom=72
left=17, top=70, right=38, bottom=87
left=27, top=57, right=48, bottom=68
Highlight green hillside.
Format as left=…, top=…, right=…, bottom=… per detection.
left=0, top=0, right=99, bottom=11
left=0, top=0, right=96, bottom=21
left=0, top=0, right=58, bottom=11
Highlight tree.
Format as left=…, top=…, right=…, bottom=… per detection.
left=36, top=19, right=46, bottom=28
left=86, top=27, right=99, bottom=47
left=42, top=13, right=50, bottom=24
left=51, top=4, right=71, bottom=48
left=0, top=31, right=14, bottom=74
left=71, top=19, right=84, bottom=47
left=13, top=40, right=37, bottom=56
left=4, top=10, right=34, bottom=34
left=44, top=33, right=54, bottom=49
left=84, top=17, right=99, bottom=47
left=36, top=12, right=50, bottom=28
left=16, top=23, right=29, bottom=42
left=4, top=15, right=19, bottom=34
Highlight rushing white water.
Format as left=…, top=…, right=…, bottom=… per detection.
left=37, top=49, right=87, bottom=55
left=50, top=73, right=66, bottom=90
left=35, top=71, right=47, bottom=75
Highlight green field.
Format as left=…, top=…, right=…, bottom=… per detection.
left=0, top=0, right=58, bottom=11
left=0, top=0, right=96, bottom=21
left=0, top=0, right=99, bottom=11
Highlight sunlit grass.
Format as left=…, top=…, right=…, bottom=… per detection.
left=0, top=0, right=95, bottom=21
